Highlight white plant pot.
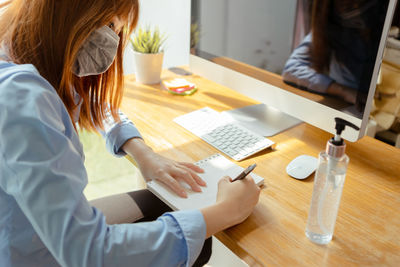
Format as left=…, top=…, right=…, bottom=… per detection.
left=133, top=51, right=164, bottom=84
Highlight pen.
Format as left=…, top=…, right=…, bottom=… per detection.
left=231, top=163, right=257, bottom=182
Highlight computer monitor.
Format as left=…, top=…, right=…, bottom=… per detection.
left=190, top=0, right=397, bottom=142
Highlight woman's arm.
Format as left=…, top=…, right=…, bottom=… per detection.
left=100, top=108, right=143, bottom=156
left=0, top=71, right=206, bottom=267
left=282, top=33, right=334, bottom=94
left=122, top=138, right=206, bottom=198
left=98, top=106, right=206, bottom=197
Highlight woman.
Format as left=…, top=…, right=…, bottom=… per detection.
left=0, top=0, right=260, bottom=266
left=282, top=0, right=387, bottom=109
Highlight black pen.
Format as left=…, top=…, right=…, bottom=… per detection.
left=231, top=163, right=257, bottom=182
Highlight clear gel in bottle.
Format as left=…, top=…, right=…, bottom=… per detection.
left=305, top=118, right=359, bottom=244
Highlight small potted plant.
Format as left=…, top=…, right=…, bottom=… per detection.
left=130, top=26, right=166, bottom=84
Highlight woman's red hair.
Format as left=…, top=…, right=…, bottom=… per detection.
left=0, top=0, right=139, bottom=131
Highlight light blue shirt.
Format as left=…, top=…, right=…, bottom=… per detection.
left=282, top=33, right=359, bottom=93
left=0, top=61, right=206, bottom=267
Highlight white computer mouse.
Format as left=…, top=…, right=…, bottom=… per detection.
left=286, top=155, right=318, bottom=180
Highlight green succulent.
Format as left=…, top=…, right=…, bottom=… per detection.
left=130, top=26, right=167, bottom=54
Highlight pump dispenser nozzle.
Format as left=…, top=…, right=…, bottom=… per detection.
left=333, top=118, right=360, bottom=142
left=327, top=118, right=360, bottom=157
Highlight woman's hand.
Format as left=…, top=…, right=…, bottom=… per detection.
left=216, top=176, right=261, bottom=224
left=122, top=138, right=206, bottom=198
left=136, top=152, right=206, bottom=198
left=327, top=82, right=357, bottom=104
left=200, top=175, right=261, bottom=237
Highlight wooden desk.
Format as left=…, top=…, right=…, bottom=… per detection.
left=121, top=70, right=400, bottom=267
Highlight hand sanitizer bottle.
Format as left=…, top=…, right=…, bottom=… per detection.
left=305, top=118, right=359, bottom=244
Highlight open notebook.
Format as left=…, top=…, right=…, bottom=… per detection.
left=147, top=154, right=264, bottom=211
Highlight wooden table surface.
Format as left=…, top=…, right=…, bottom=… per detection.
left=121, top=69, right=400, bottom=267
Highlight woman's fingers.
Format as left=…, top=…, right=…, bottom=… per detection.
left=150, top=160, right=208, bottom=197
left=158, top=173, right=188, bottom=198
left=172, top=167, right=203, bottom=192
left=178, top=162, right=204, bottom=173
left=178, top=163, right=207, bottom=186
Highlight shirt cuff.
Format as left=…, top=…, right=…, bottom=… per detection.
left=165, top=210, right=207, bottom=267
left=105, top=122, right=142, bottom=156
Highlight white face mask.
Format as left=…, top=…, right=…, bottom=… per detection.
left=73, top=25, right=120, bottom=77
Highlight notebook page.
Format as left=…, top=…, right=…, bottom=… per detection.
left=147, top=154, right=264, bottom=211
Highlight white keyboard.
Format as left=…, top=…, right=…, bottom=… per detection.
left=173, top=107, right=275, bottom=161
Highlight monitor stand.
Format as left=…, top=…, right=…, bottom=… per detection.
left=221, top=104, right=302, bottom=137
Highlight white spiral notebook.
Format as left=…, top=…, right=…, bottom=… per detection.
left=147, top=154, right=264, bottom=211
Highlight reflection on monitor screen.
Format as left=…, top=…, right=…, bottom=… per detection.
left=190, top=0, right=397, bottom=141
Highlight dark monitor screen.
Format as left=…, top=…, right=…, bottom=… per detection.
left=191, top=0, right=395, bottom=120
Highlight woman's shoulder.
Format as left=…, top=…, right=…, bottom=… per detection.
left=0, top=61, right=71, bottom=132
left=0, top=60, right=50, bottom=87
left=0, top=60, right=40, bottom=79
left=0, top=61, right=61, bottom=107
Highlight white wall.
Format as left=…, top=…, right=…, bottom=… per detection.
left=124, top=0, right=190, bottom=74
left=198, top=0, right=296, bottom=74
